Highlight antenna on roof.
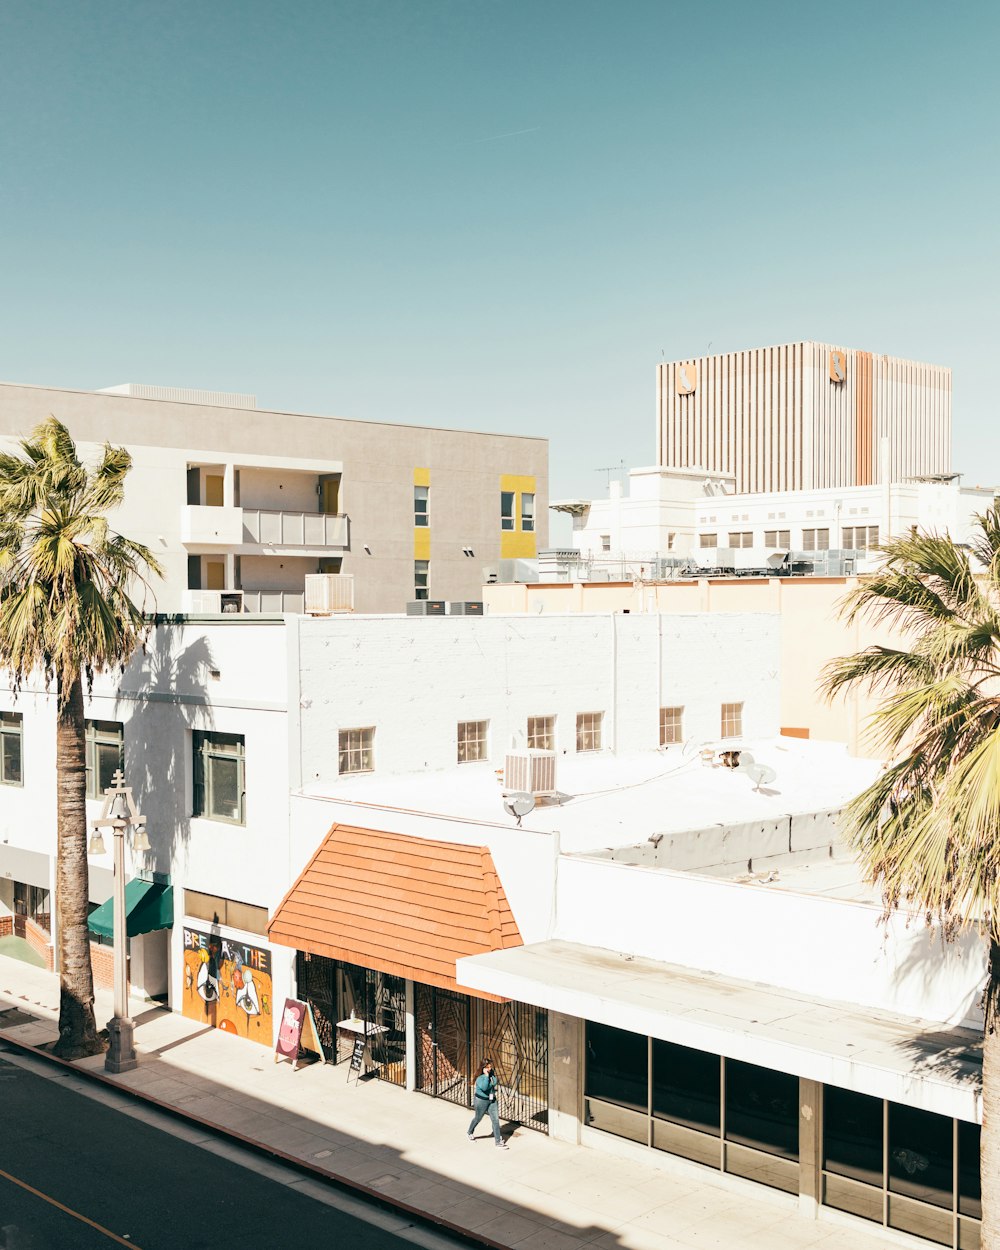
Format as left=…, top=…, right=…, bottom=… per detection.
left=503, top=793, right=535, bottom=827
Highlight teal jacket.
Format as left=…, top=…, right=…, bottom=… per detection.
left=474, top=1073, right=497, bottom=1101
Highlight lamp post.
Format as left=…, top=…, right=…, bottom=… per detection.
left=89, top=768, right=149, bottom=1074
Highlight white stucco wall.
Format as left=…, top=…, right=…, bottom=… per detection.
left=554, top=856, right=988, bottom=1027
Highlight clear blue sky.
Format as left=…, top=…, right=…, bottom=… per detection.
left=1, top=0, right=997, bottom=538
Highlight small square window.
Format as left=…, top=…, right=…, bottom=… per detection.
left=720, top=703, right=743, bottom=740
left=501, top=491, right=515, bottom=531
left=414, top=559, right=429, bottom=601
left=660, top=707, right=683, bottom=746
left=86, top=720, right=124, bottom=800
left=339, top=727, right=374, bottom=775
left=601, top=534, right=611, bottom=552
left=193, top=730, right=246, bottom=823
left=527, top=715, right=555, bottom=751
left=414, top=485, right=429, bottom=527
left=576, top=712, right=603, bottom=753
left=521, top=492, right=535, bottom=532
left=457, top=720, right=488, bottom=763
left=0, top=711, right=23, bottom=787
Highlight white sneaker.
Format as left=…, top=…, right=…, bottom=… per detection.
left=495, top=1140, right=508, bottom=1149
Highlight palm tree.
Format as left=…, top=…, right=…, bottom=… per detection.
left=823, top=513, right=1000, bottom=1247
left=0, top=417, right=161, bottom=1058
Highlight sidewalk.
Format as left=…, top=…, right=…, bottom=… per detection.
left=0, top=954, right=886, bottom=1250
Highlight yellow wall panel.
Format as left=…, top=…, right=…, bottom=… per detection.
left=413, top=467, right=431, bottom=487
left=414, top=528, right=431, bottom=560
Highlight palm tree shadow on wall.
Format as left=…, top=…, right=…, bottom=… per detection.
left=115, top=624, right=216, bottom=873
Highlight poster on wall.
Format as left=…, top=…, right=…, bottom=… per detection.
left=274, top=997, right=325, bottom=1070
left=182, top=925, right=273, bottom=1046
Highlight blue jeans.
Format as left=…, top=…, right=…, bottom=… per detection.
left=468, top=1096, right=502, bottom=1143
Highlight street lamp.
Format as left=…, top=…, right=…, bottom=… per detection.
left=89, top=768, right=149, bottom=1074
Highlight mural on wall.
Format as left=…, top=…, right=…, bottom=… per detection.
left=182, top=926, right=272, bottom=1046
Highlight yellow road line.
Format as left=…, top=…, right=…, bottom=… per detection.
left=0, top=1164, right=143, bottom=1248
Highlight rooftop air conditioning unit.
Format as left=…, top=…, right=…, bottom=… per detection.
left=405, top=600, right=446, bottom=616
left=304, top=574, right=355, bottom=615
left=503, top=750, right=557, bottom=798
left=188, top=590, right=244, bottom=614
left=448, top=601, right=484, bottom=615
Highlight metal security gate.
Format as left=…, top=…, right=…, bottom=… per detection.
left=295, top=951, right=337, bottom=1060
left=415, top=984, right=549, bottom=1133
left=415, top=984, right=471, bottom=1107
left=480, top=999, right=549, bottom=1133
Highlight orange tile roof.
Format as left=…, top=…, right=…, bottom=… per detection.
left=268, top=824, right=522, bottom=998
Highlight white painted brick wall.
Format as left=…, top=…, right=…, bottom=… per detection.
left=294, top=612, right=780, bottom=784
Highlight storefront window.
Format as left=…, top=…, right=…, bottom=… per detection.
left=724, top=1059, right=798, bottom=1159
left=652, top=1039, right=719, bottom=1134
left=585, top=1021, right=647, bottom=1112
left=889, top=1102, right=954, bottom=1209
left=824, top=1086, right=883, bottom=1187
left=958, top=1120, right=982, bottom=1219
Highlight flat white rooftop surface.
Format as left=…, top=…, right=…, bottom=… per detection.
left=304, top=738, right=882, bottom=855
left=458, top=940, right=983, bottom=1120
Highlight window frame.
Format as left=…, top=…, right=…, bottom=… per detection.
left=764, top=529, right=790, bottom=548
left=338, top=726, right=375, bottom=776
left=414, top=559, right=429, bottom=602
left=501, top=490, right=515, bottom=531
left=727, top=531, right=753, bottom=548
left=192, top=730, right=246, bottom=824
left=720, top=702, right=743, bottom=740
left=659, top=706, right=683, bottom=746
left=698, top=532, right=718, bottom=548
left=576, top=711, right=604, bottom=753
left=801, top=528, right=830, bottom=552
left=413, top=484, right=429, bottom=528
left=85, top=719, right=124, bottom=800
left=0, top=710, right=23, bottom=787
left=527, top=715, right=555, bottom=751
left=520, top=492, right=535, bottom=532
left=457, top=719, right=489, bottom=764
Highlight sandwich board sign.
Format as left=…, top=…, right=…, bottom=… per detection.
left=347, top=1036, right=366, bottom=1085
left=274, top=997, right=325, bottom=1070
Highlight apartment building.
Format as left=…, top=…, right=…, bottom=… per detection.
left=657, top=341, right=951, bottom=494
left=0, top=379, right=548, bottom=613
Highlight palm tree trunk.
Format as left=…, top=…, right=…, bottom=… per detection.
left=983, top=938, right=1000, bottom=1250
left=52, top=672, right=102, bottom=1058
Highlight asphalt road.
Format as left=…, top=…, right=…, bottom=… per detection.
left=0, top=1044, right=450, bottom=1250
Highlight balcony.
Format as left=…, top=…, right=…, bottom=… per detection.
left=180, top=505, right=244, bottom=546
left=242, top=508, right=349, bottom=551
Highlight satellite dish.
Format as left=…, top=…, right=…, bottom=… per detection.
left=739, top=762, right=777, bottom=792
left=503, top=792, right=535, bottom=826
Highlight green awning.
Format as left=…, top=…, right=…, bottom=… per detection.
left=88, top=880, right=173, bottom=940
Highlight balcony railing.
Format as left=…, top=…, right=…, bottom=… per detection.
left=242, top=589, right=305, bottom=615
left=180, top=505, right=244, bottom=546
left=242, top=508, right=349, bottom=549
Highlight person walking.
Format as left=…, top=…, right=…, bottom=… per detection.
left=467, top=1060, right=507, bottom=1147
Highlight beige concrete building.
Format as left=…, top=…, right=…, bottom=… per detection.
left=657, top=342, right=951, bottom=494
left=483, top=575, right=901, bottom=757
left=0, top=380, right=547, bottom=613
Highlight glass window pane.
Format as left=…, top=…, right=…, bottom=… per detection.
left=585, top=1022, right=647, bottom=1113
left=724, top=1059, right=798, bottom=1160
left=958, top=1119, right=981, bottom=1219
left=209, top=755, right=241, bottom=820
left=652, top=1039, right=719, bottom=1135
left=501, top=491, right=515, bottom=530
left=888, top=1102, right=953, bottom=1210
left=96, top=740, right=122, bottom=793
left=2, top=731, right=22, bottom=785
left=823, top=1086, right=884, bottom=1187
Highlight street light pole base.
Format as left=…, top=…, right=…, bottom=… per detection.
left=105, top=1016, right=138, bottom=1074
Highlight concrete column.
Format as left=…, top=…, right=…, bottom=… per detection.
left=405, top=979, right=416, bottom=1092
left=548, top=1011, right=583, bottom=1144
left=799, top=1077, right=822, bottom=1217
left=225, top=553, right=235, bottom=591
left=223, top=463, right=236, bottom=508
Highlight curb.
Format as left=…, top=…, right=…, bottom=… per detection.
left=0, top=1028, right=510, bottom=1250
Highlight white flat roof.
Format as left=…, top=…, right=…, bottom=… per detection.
left=303, top=738, right=881, bottom=855
left=457, top=940, right=982, bottom=1122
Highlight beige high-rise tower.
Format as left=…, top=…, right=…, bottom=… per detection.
left=656, top=341, right=951, bottom=494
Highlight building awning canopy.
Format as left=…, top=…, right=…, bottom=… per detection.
left=457, top=939, right=984, bottom=1123
left=88, top=880, right=173, bottom=940
left=269, top=824, right=522, bottom=998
